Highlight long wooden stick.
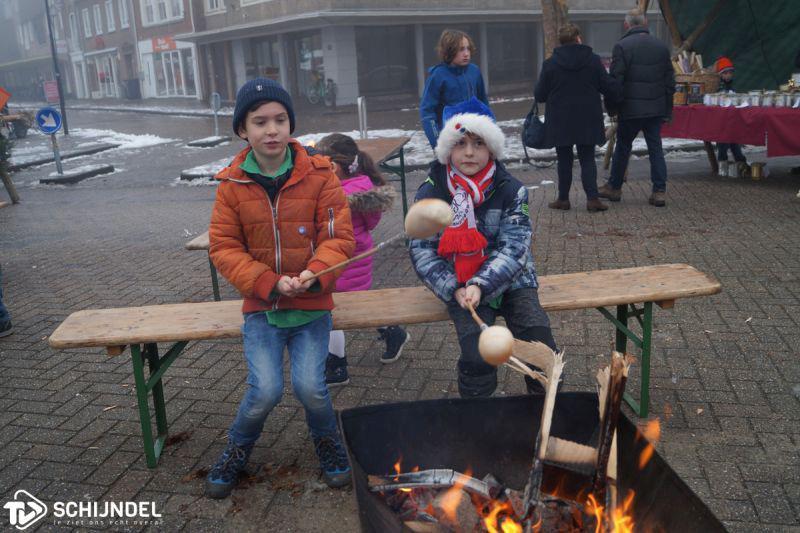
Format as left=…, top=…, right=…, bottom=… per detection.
left=0, top=168, right=19, bottom=204
left=305, top=232, right=404, bottom=281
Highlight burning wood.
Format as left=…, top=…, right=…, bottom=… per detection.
left=370, top=349, right=648, bottom=532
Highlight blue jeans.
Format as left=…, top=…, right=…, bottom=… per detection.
left=228, top=312, right=337, bottom=446
left=0, top=264, right=9, bottom=325
left=609, top=117, right=667, bottom=192
left=717, top=143, right=746, bottom=162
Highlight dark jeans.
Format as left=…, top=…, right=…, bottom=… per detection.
left=446, top=287, right=556, bottom=398
left=556, top=144, right=599, bottom=200
left=609, top=117, right=667, bottom=192
left=717, top=143, right=746, bottom=162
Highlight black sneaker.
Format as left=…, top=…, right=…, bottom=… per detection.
left=205, top=439, right=254, bottom=499
left=378, top=326, right=410, bottom=364
left=0, top=321, right=12, bottom=338
left=313, top=434, right=351, bottom=488
left=325, top=353, right=350, bottom=387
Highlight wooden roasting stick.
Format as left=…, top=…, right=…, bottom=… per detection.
left=304, top=232, right=404, bottom=281
left=593, top=351, right=630, bottom=512
left=522, top=349, right=565, bottom=520
left=304, top=197, right=454, bottom=282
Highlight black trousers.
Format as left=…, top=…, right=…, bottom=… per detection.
left=446, top=287, right=557, bottom=398
left=556, top=144, right=599, bottom=201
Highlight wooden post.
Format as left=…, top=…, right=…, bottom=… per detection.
left=704, top=141, right=719, bottom=175
left=658, top=0, right=684, bottom=48
left=676, top=0, right=727, bottom=55
left=0, top=168, right=19, bottom=204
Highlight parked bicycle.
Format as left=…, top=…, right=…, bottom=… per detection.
left=305, top=71, right=337, bottom=107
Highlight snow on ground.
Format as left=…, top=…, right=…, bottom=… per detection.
left=69, top=128, right=176, bottom=149
left=178, top=120, right=709, bottom=179
left=47, top=163, right=112, bottom=176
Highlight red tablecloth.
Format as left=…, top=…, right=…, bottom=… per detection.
left=661, top=105, right=800, bottom=157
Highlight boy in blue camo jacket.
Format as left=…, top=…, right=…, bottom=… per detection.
left=409, top=98, right=558, bottom=398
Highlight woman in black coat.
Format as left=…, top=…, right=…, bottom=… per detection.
left=534, top=24, right=622, bottom=212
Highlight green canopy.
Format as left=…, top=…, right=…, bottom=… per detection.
left=663, top=0, right=800, bottom=91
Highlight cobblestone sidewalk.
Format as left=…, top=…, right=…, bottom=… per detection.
left=0, top=153, right=798, bottom=532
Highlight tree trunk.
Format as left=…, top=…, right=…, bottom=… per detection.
left=541, top=0, right=570, bottom=59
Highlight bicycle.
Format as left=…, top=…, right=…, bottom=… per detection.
left=305, top=71, right=337, bottom=107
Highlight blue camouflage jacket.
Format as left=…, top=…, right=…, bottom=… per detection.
left=419, top=63, right=488, bottom=148
left=409, top=161, right=539, bottom=303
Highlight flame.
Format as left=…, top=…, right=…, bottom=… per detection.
left=438, top=468, right=471, bottom=523
left=585, top=490, right=636, bottom=533
left=611, top=490, right=635, bottom=532
left=637, top=418, right=662, bottom=470
left=482, top=500, right=522, bottom=533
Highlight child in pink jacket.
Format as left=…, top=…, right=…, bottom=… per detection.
left=316, top=134, right=410, bottom=386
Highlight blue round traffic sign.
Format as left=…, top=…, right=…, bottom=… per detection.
left=35, top=107, right=62, bottom=134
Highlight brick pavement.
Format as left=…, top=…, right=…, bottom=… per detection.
left=1, top=143, right=799, bottom=532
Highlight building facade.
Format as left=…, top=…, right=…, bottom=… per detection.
left=179, top=0, right=670, bottom=106
left=132, top=0, right=200, bottom=99
left=0, top=1, right=670, bottom=104
left=63, top=0, right=140, bottom=99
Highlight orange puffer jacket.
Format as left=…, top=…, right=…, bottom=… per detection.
left=209, top=141, right=355, bottom=314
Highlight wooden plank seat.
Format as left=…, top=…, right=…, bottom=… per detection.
left=49, top=264, right=721, bottom=467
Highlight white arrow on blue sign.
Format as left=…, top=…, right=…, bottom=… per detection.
left=35, top=107, right=62, bottom=134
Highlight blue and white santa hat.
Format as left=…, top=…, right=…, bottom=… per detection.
left=435, top=97, right=505, bottom=164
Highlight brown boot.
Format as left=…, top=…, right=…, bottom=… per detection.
left=597, top=184, right=622, bottom=202
left=586, top=198, right=608, bottom=212
left=548, top=199, right=571, bottom=210
left=648, top=191, right=666, bottom=207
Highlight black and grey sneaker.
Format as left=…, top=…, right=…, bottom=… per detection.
left=0, top=321, right=12, bottom=338
left=378, top=326, right=410, bottom=364
left=205, top=439, right=254, bottom=499
left=325, top=353, right=350, bottom=387
left=313, top=434, right=351, bottom=488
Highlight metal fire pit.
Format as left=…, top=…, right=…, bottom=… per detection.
left=340, top=393, right=725, bottom=532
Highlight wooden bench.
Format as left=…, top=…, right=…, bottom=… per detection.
left=49, top=264, right=720, bottom=467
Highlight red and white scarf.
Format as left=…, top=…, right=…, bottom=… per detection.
left=437, top=161, right=496, bottom=283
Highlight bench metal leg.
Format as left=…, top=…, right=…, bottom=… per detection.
left=597, top=302, right=654, bottom=418
left=130, top=341, right=189, bottom=468
left=208, top=255, right=221, bottom=301
left=380, top=149, right=409, bottom=220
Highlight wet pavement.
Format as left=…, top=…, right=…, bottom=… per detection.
left=1, top=107, right=799, bottom=532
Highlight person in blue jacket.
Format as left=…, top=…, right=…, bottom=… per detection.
left=420, top=29, right=489, bottom=149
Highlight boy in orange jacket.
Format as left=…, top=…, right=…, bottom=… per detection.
left=206, top=79, right=355, bottom=498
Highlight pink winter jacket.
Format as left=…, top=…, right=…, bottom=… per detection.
left=335, top=175, right=396, bottom=293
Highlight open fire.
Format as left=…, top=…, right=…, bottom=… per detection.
left=365, top=350, right=664, bottom=532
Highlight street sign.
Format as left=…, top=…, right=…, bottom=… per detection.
left=36, top=107, right=62, bottom=134
left=210, top=92, right=221, bottom=112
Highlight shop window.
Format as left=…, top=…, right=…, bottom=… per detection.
left=487, top=22, right=537, bottom=85
left=291, top=32, right=323, bottom=99
left=356, top=25, right=416, bottom=95
left=245, top=37, right=280, bottom=81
